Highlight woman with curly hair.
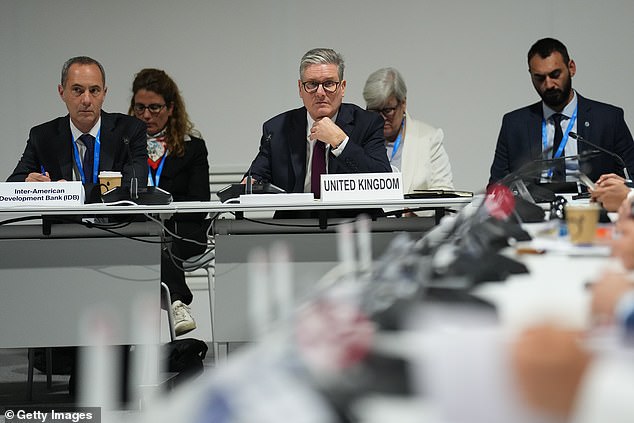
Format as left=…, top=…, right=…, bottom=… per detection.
left=130, top=68, right=210, bottom=336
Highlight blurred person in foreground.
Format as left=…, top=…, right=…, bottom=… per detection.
left=245, top=48, right=391, bottom=203
left=511, top=216, right=634, bottom=422
left=512, top=294, right=634, bottom=422
left=363, top=67, right=453, bottom=193
left=129, top=68, right=210, bottom=336
left=590, top=212, right=634, bottom=330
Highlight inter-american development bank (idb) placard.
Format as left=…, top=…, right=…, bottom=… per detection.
left=320, top=172, right=403, bottom=202
left=0, top=181, right=85, bottom=206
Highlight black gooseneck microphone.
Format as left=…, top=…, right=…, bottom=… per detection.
left=123, top=137, right=139, bottom=200
left=246, top=131, right=273, bottom=194
left=99, top=138, right=171, bottom=204
left=568, top=131, right=632, bottom=182
left=248, top=132, right=272, bottom=193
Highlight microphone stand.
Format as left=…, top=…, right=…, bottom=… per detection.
left=569, top=131, right=633, bottom=184
left=123, top=137, right=139, bottom=200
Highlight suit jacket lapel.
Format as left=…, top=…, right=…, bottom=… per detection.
left=55, top=116, right=74, bottom=180
left=527, top=102, right=543, bottom=160
left=575, top=94, right=592, bottom=153
left=335, top=103, right=354, bottom=140
left=331, top=104, right=355, bottom=173
left=288, top=108, right=307, bottom=190
left=98, top=111, right=117, bottom=173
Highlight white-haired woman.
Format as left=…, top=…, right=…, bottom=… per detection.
left=363, top=67, right=453, bottom=193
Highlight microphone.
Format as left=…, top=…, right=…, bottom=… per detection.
left=247, top=131, right=273, bottom=190
left=249, top=132, right=272, bottom=193
left=100, top=138, right=172, bottom=205
left=532, top=149, right=602, bottom=165
left=123, top=137, right=139, bottom=199
left=425, top=189, right=529, bottom=283
left=246, top=172, right=253, bottom=194
left=497, top=149, right=601, bottom=187
left=568, top=131, right=632, bottom=182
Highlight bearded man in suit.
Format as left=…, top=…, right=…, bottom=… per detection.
left=489, top=38, right=634, bottom=196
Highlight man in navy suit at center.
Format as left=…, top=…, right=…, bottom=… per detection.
left=246, top=48, right=391, bottom=200
left=489, top=38, right=634, bottom=197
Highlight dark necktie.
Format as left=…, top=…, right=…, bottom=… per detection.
left=80, top=133, right=95, bottom=184
left=551, top=113, right=565, bottom=181
left=311, top=141, right=326, bottom=198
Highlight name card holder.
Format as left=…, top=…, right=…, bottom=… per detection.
left=0, top=182, right=85, bottom=206
left=320, top=172, right=403, bottom=202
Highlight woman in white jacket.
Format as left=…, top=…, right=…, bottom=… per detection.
left=363, top=67, right=454, bottom=193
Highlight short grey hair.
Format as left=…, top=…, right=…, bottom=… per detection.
left=61, top=56, right=106, bottom=87
left=363, top=67, right=407, bottom=109
left=299, top=48, right=345, bottom=81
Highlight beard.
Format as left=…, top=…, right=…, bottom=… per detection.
left=540, top=76, right=573, bottom=109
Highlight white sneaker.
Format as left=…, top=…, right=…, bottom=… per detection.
left=172, top=300, right=196, bottom=336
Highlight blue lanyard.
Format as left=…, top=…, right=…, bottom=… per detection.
left=390, top=119, right=405, bottom=160
left=148, top=151, right=168, bottom=187
left=542, top=105, right=578, bottom=159
left=542, top=105, right=577, bottom=178
left=71, top=130, right=101, bottom=184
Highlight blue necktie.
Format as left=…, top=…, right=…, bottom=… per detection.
left=551, top=114, right=565, bottom=182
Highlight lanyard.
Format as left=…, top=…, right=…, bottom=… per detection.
left=71, top=130, right=101, bottom=184
left=390, top=119, right=405, bottom=160
left=541, top=105, right=578, bottom=159
left=148, top=151, right=168, bottom=187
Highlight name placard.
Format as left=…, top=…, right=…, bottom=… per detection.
left=320, top=172, right=403, bottom=202
left=0, top=182, right=85, bottom=206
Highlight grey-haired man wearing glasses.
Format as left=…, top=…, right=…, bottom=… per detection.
left=246, top=48, right=391, bottom=201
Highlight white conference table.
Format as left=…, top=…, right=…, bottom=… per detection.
left=474, top=246, right=615, bottom=334
left=0, top=196, right=472, bottom=350
left=0, top=220, right=163, bottom=348
left=0, top=196, right=471, bottom=217
left=473, top=219, right=616, bottom=332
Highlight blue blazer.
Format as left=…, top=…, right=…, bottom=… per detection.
left=8, top=111, right=148, bottom=191
left=247, top=103, right=391, bottom=193
left=489, top=93, right=634, bottom=184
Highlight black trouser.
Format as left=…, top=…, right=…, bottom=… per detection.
left=162, top=218, right=209, bottom=305
left=161, top=247, right=191, bottom=305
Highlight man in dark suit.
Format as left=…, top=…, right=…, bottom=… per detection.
left=247, top=48, right=391, bottom=199
left=7, top=56, right=148, bottom=399
left=8, top=56, right=147, bottom=199
left=489, top=38, right=634, bottom=191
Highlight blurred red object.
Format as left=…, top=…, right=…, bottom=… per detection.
left=485, top=184, right=515, bottom=220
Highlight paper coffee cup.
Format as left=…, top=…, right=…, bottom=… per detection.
left=565, top=204, right=600, bottom=245
left=98, top=171, right=122, bottom=194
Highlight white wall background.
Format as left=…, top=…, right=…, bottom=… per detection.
left=1, top=0, right=633, bottom=191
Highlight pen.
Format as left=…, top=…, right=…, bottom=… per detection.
left=40, top=165, right=46, bottom=175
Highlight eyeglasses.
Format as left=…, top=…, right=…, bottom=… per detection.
left=368, top=102, right=401, bottom=118
left=301, top=80, right=341, bottom=94
left=133, top=103, right=166, bottom=115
